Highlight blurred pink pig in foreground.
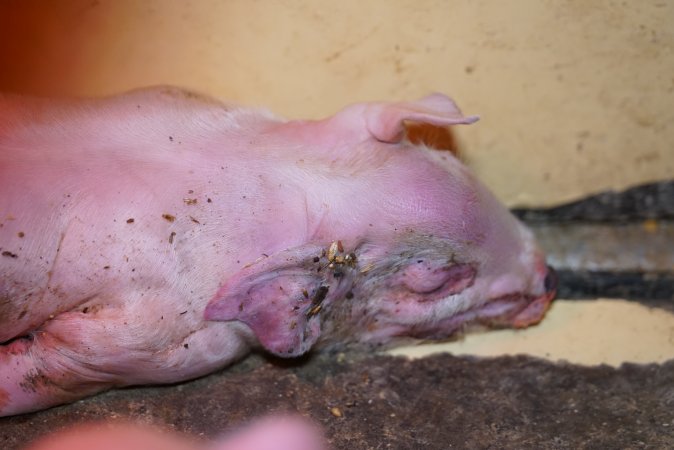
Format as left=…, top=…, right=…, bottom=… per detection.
left=24, top=415, right=326, bottom=450
left=0, top=87, right=556, bottom=416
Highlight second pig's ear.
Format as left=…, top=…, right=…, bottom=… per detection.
left=364, top=93, right=479, bottom=143
left=204, top=245, right=329, bottom=357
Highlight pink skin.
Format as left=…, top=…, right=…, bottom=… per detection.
left=0, top=87, right=556, bottom=417
left=24, top=415, right=327, bottom=450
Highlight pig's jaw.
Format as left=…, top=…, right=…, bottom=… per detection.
left=313, top=235, right=553, bottom=349
left=349, top=289, right=555, bottom=347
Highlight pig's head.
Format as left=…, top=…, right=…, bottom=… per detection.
left=205, top=94, right=557, bottom=356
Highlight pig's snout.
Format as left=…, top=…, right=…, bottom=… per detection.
left=509, top=265, right=558, bottom=328
left=544, top=265, right=558, bottom=296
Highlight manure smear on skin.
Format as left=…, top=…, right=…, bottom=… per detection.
left=19, top=368, right=55, bottom=394
left=0, top=388, right=9, bottom=411
left=0, top=292, right=18, bottom=326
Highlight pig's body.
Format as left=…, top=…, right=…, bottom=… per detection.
left=0, top=87, right=555, bottom=416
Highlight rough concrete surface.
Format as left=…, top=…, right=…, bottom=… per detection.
left=1, top=352, right=672, bottom=449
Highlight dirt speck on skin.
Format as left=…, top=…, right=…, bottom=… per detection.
left=162, top=214, right=176, bottom=222
left=2, top=251, right=18, bottom=258
left=158, top=87, right=222, bottom=105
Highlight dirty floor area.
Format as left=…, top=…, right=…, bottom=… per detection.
left=1, top=352, right=673, bottom=449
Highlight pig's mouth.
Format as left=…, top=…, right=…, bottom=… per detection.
left=407, top=266, right=558, bottom=340
left=484, top=264, right=558, bottom=328
left=472, top=291, right=554, bottom=328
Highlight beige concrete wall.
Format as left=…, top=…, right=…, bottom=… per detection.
left=1, top=0, right=672, bottom=206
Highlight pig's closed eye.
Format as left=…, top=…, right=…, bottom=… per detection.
left=401, top=259, right=476, bottom=299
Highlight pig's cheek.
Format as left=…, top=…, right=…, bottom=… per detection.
left=371, top=262, right=476, bottom=331
left=398, top=261, right=477, bottom=300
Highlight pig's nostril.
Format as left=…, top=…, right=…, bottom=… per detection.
left=544, top=265, right=558, bottom=293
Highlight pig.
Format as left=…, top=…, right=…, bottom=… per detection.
left=0, top=87, right=557, bottom=417
left=24, top=415, right=327, bottom=450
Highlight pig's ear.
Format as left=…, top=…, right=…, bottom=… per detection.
left=365, top=94, right=478, bottom=143
left=205, top=245, right=328, bottom=357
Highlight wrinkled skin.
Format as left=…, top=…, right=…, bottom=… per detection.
left=0, top=87, right=556, bottom=416
left=24, top=415, right=327, bottom=450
